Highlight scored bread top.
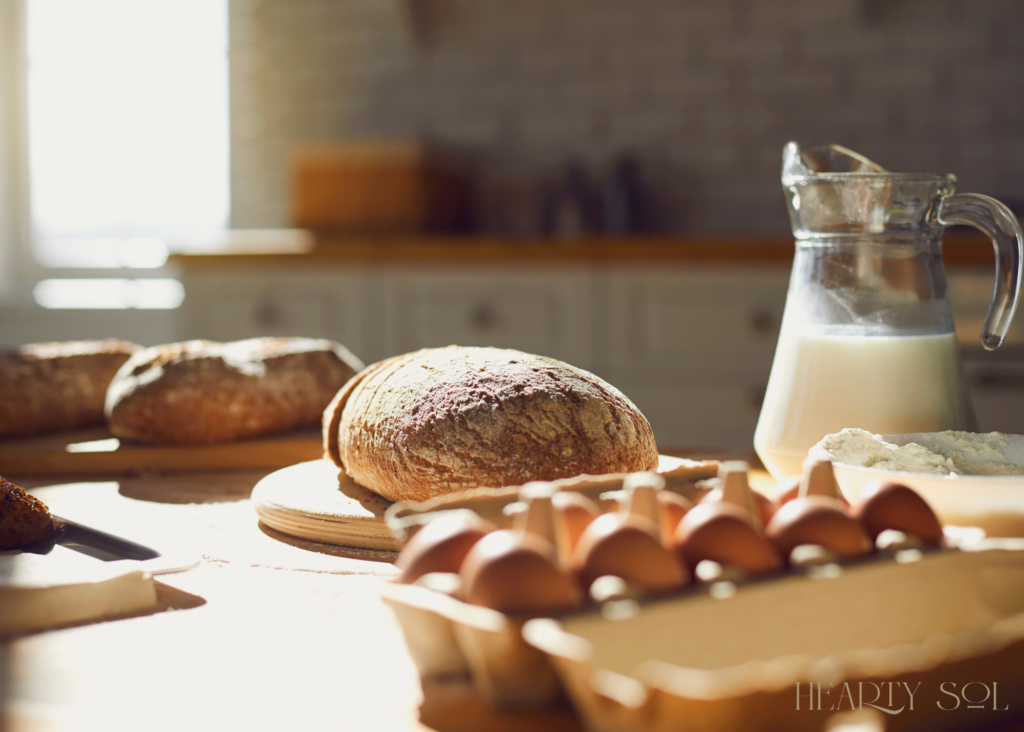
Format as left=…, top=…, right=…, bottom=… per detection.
left=325, top=346, right=659, bottom=503
left=322, top=352, right=414, bottom=467
left=0, top=339, right=139, bottom=439
left=107, top=337, right=364, bottom=444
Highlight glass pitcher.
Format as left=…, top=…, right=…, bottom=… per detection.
left=754, top=142, right=1024, bottom=479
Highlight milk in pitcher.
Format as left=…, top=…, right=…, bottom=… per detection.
left=753, top=328, right=976, bottom=478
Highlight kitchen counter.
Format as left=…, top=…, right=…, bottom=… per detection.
left=1, top=472, right=418, bottom=731
left=4, top=466, right=1024, bottom=732
left=3, top=461, right=768, bottom=732
left=169, top=232, right=996, bottom=268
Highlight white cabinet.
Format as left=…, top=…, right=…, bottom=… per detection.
left=598, top=268, right=790, bottom=449
left=176, top=263, right=791, bottom=450
left=962, top=352, right=1024, bottom=434
left=378, top=269, right=591, bottom=368
left=178, top=271, right=365, bottom=357
left=603, top=269, right=787, bottom=381
left=618, top=383, right=768, bottom=452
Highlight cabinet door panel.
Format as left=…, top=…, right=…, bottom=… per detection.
left=963, top=360, right=1024, bottom=434
left=178, top=272, right=364, bottom=357
left=623, top=381, right=767, bottom=451
left=608, top=269, right=788, bottom=383
left=206, top=291, right=327, bottom=339
left=383, top=271, right=591, bottom=367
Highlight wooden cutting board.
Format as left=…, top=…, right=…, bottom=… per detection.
left=252, top=455, right=717, bottom=553
left=252, top=460, right=400, bottom=551
left=0, top=426, right=323, bottom=477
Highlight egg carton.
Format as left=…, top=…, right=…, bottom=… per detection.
left=523, top=538, right=1024, bottom=732
left=382, top=462, right=718, bottom=707
left=382, top=466, right=1024, bottom=731
left=385, top=457, right=719, bottom=539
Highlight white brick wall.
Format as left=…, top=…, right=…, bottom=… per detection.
left=229, top=0, right=1024, bottom=232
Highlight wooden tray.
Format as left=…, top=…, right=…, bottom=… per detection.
left=252, top=455, right=717, bottom=553
left=0, top=426, right=323, bottom=477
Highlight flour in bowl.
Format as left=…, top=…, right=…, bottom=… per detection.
left=811, top=428, right=1024, bottom=476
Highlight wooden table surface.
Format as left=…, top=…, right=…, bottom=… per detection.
left=3, top=467, right=1023, bottom=732
left=1, top=471, right=426, bottom=732
left=0, top=458, right=762, bottom=732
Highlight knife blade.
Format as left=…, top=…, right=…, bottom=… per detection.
left=16, top=515, right=199, bottom=575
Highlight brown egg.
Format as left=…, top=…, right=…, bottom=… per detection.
left=766, top=495, right=871, bottom=561
left=396, top=511, right=496, bottom=585
left=657, top=491, right=693, bottom=539
left=699, top=460, right=777, bottom=527
left=853, top=481, right=944, bottom=545
left=701, top=487, right=776, bottom=527
left=673, top=502, right=782, bottom=575
left=572, top=512, right=689, bottom=593
left=461, top=529, right=582, bottom=615
left=771, top=474, right=802, bottom=505
left=775, top=458, right=850, bottom=507
left=552, top=491, right=600, bottom=554
left=775, top=482, right=851, bottom=508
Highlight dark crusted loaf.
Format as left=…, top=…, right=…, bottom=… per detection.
left=106, top=337, right=364, bottom=444
left=0, top=340, right=139, bottom=439
left=0, top=476, right=54, bottom=548
left=324, top=346, right=659, bottom=503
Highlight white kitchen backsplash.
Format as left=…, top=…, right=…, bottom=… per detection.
left=228, top=0, right=1024, bottom=234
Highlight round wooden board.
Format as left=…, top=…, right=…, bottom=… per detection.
left=252, top=460, right=400, bottom=551
left=253, top=455, right=700, bottom=552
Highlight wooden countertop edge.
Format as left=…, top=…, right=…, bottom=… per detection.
left=169, top=233, right=997, bottom=268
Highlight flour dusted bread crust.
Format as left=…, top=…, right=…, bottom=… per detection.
left=107, top=338, right=364, bottom=444
left=325, top=346, right=659, bottom=503
left=0, top=340, right=139, bottom=439
left=0, top=476, right=53, bottom=548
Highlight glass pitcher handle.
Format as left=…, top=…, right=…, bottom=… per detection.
left=937, top=193, right=1024, bottom=351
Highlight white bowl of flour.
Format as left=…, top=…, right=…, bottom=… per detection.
left=811, top=429, right=1024, bottom=537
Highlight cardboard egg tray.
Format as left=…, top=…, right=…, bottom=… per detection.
left=382, top=469, right=1024, bottom=732
left=384, top=458, right=719, bottom=538
left=383, top=463, right=717, bottom=707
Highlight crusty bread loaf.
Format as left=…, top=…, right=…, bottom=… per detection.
left=107, top=337, right=364, bottom=444
left=324, top=346, right=659, bottom=503
left=0, top=340, right=139, bottom=439
left=0, top=476, right=53, bottom=548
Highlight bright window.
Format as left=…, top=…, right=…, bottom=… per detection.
left=26, top=0, right=229, bottom=270
left=33, top=278, right=186, bottom=309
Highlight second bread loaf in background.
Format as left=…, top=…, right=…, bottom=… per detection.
left=107, top=338, right=363, bottom=444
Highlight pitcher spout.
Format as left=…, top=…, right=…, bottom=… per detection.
left=782, top=141, right=887, bottom=184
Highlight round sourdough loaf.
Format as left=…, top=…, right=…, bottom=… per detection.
left=107, top=337, right=363, bottom=444
left=323, top=346, right=659, bottom=503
